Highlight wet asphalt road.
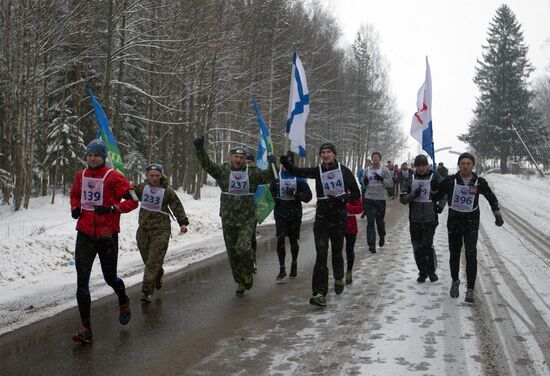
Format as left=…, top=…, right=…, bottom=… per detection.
left=1, top=219, right=320, bottom=376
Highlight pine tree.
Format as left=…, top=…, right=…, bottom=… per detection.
left=461, top=4, right=546, bottom=173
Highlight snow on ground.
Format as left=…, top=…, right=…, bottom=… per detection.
left=0, top=181, right=317, bottom=335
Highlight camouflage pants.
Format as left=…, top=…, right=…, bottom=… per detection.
left=137, top=227, right=170, bottom=293
left=222, top=219, right=255, bottom=284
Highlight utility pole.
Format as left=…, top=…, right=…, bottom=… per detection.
left=511, top=125, right=545, bottom=177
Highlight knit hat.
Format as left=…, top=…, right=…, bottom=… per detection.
left=371, top=151, right=382, bottom=159
left=145, top=163, right=164, bottom=173
left=319, top=142, right=336, bottom=155
left=458, top=152, right=475, bottom=165
left=86, top=139, right=107, bottom=161
left=229, top=147, right=246, bottom=155
left=414, top=155, right=429, bottom=166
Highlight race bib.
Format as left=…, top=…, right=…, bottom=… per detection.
left=320, top=164, right=345, bottom=198
left=81, top=169, right=113, bottom=211
left=411, top=176, right=431, bottom=203
left=141, top=185, right=166, bottom=212
left=228, top=170, right=250, bottom=195
left=279, top=175, right=297, bottom=201
left=451, top=181, right=476, bottom=212
left=367, top=168, right=382, bottom=186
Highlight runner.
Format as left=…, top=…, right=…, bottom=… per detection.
left=400, top=155, right=446, bottom=283
left=133, top=163, right=189, bottom=304
left=280, top=142, right=360, bottom=307
left=269, top=151, right=312, bottom=281
left=194, top=135, right=276, bottom=297
left=431, top=152, right=503, bottom=303
left=344, top=195, right=363, bottom=285
left=69, top=139, right=139, bottom=344
left=362, top=152, right=393, bottom=253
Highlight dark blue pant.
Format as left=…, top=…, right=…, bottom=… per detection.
left=345, top=234, right=357, bottom=272
left=75, top=232, right=127, bottom=329
left=409, top=222, right=437, bottom=275
left=364, top=199, right=386, bottom=249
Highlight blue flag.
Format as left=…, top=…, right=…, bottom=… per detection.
left=88, top=88, right=126, bottom=175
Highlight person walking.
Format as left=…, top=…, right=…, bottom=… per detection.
left=133, top=163, right=189, bottom=304
left=362, top=152, right=393, bottom=253
left=194, top=135, right=276, bottom=297
left=69, top=139, right=139, bottom=344
left=280, top=142, right=360, bottom=307
left=431, top=152, right=503, bottom=303
left=400, top=155, right=446, bottom=283
left=269, top=151, right=312, bottom=281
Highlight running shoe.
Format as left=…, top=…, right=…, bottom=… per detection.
left=309, top=293, right=327, bottom=307
left=244, top=274, right=253, bottom=290
left=236, top=283, right=245, bottom=297
left=140, top=292, right=153, bottom=305
left=289, top=263, right=298, bottom=279
left=345, top=271, right=353, bottom=285
left=417, top=273, right=428, bottom=283
left=428, top=272, right=439, bottom=282
left=450, top=280, right=460, bottom=298
left=464, top=288, right=475, bottom=303
left=378, top=236, right=385, bottom=247
left=119, top=298, right=131, bottom=325
left=369, top=247, right=376, bottom=254
left=276, top=269, right=287, bottom=281
left=334, top=279, right=344, bottom=295
left=72, top=327, right=93, bottom=345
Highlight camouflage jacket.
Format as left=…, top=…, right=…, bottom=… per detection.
left=196, top=148, right=275, bottom=224
left=134, top=177, right=189, bottom=231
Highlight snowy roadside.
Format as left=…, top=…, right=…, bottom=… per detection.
left=0, top=182, right=317, bottom=335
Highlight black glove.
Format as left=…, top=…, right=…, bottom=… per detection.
left=267, top=155, right=277, bottom=164
left=193, top=135, right=205, bottom=150
left=374, top=173, right=384, bottom=181
left=286, top=187, right=296, bottom=197
left=430, top=178, right=440, bottom=192
left=414, top=187, right=422, bottom=198
left=94, top=205, right=116, bottom=215
left=280, top=155, right=290, bottom=166
left=494, top=211, right=504, bottom=227
left=433, top=203, right=444, bottom=214
left=71, top=207, right=81, bottom=219
left=269, top=179, right=279, bottom=196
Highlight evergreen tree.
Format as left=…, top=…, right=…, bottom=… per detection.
left=461, top=4, right=546, bottom=173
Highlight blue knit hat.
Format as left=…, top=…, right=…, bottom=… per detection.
left=86, top=139, right=107, bottom=161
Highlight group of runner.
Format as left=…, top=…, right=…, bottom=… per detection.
left=68, top=137, right=503, bottom=344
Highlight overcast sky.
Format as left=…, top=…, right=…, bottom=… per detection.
left=329, top=0, right=550, bottom=167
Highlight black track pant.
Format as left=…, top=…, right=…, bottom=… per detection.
left=365, top=199, right=386, bottom=249
left=276, top=236, right=299, bottom=268
left=447, top=214, right=480, bottom=289
left=312, top=218, right=345, bottom=296
left=75, top=232, right=127, bottom=330
left=409, top=222, right=437, bottom=275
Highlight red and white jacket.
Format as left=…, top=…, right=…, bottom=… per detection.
left=70, top=165, right=138, bottom=238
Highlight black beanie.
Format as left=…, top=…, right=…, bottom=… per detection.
left=319, top=142, right=336, bottom=155
left=414, top=154, right=429, bottom=166
left=371, top=151, right=382, bottom=159
left=458, top=152, right=475, bottom=165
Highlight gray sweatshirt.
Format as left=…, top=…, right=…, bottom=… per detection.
left=363, top=165, right=393, bottom=201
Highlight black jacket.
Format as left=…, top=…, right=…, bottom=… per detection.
left=400, top=173, right=446, bottom=224
left=432, top=172, right=499, bottom=219
left=282, top=160, right=360, bottom=221
left=270, top=175, right=313, bottom=218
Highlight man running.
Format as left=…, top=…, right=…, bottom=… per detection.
left=269, top=151, right=312, bottom=281
left=280, top=143, right=360, bottom=307
left=362, top=152, right=393, bottom=253
left=69, top=139, right=139, bottom=344
left=133, top=163, right=189, bottom=304
left=194, top=135, right=275, bottom=297
left=431, top=152, right=503, bottom=303
left=400, top=155, right=446, bottom=283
